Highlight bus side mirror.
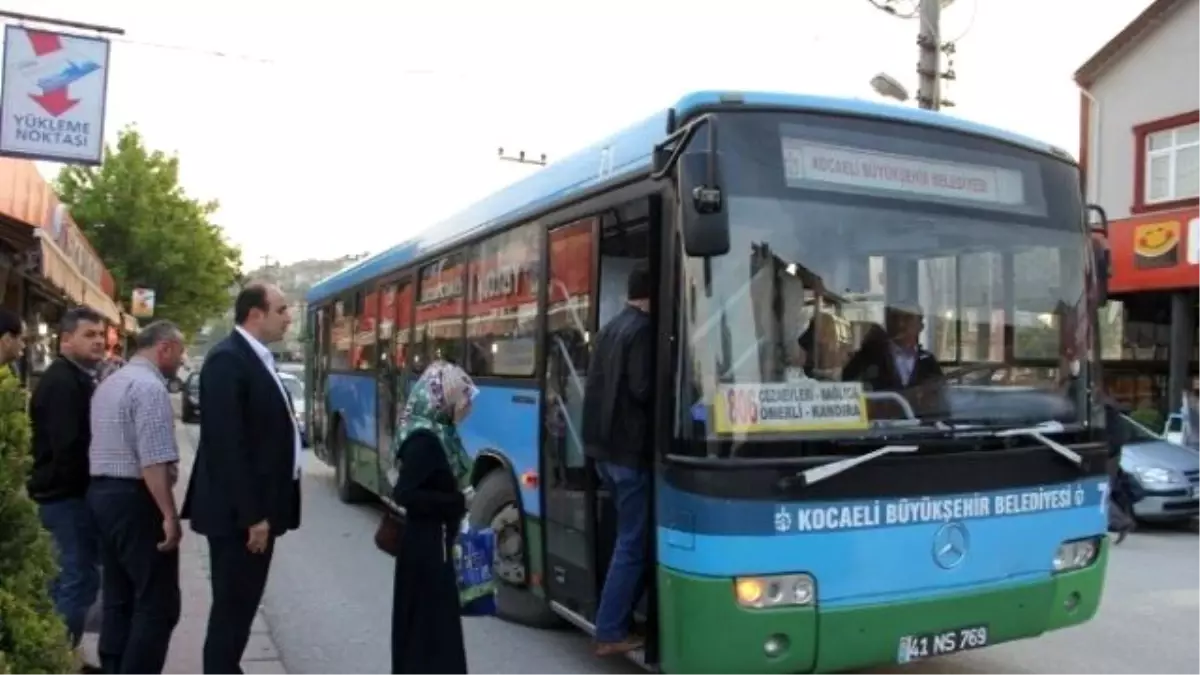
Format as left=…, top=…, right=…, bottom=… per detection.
left=679, top=152, right=731, bottom=258
left=1094, top=246, right=1111, bottom=306
left=1087, top=203, right=1110, bottom=306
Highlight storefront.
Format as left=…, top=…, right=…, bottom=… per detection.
left=1076, top=0, right=1199, bottom=420
left=1097, top=208, right=1198, bottom=417
left=0, top=157, right=124, bottom=386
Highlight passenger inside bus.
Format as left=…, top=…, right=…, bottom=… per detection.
left=842, top=305, right=944, bottom=388
left=841, top=304, right=946, bottom=418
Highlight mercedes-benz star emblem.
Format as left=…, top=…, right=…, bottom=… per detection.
left=932, top=521, right=969, bottom=569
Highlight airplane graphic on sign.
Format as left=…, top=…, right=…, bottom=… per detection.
left=23, top=30, right=103, bottom=117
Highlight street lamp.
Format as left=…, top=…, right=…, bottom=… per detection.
left=870, top=72, right=910, bottom=103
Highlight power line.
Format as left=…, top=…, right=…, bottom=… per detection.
left=864, top=0, right=921, bottom=20
left=0, top=12, right=283, bottom=64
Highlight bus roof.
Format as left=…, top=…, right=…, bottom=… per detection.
left=306, top=90, right=1074, bottom=304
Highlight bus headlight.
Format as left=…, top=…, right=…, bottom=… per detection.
left=734, top=573, right=815, bottom=609
left=1053, top=537, right=1100, bottom=572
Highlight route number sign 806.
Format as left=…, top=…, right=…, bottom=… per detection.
left=896, top=625, right=989, bottom=663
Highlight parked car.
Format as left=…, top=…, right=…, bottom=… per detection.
left=1119, top=413, right=1200, bottom=522
left=179, top=369, right=308, bottom=447
left=1162, top=413, right=1184, bottom=446
left=181, top=371, right=200, bottom=423
left=166, top=360, right=194, bottom=394
left=281, top=372, right=308, bottom=447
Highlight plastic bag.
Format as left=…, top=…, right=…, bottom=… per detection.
left=454, top=521, right=497, bottom=617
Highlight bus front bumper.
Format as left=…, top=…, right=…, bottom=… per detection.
left=656, top=542, right=1107, bottom=674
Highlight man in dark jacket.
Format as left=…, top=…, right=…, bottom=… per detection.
left=28, top=307, right=107, bottom=663
left=581, top=262, right=653, bottom=656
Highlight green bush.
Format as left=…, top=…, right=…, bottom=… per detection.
left=0, top=369, right=73, bottom=674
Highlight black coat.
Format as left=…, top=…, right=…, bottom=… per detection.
left=842, top=335, right=945, bottom=417
left=28, top=357, right=95, bottom=502
left=182, top=331, right=300, bottom=537
left=391, top=430, right=468, bottom=674
left=581, top=305, right=653, bottom=469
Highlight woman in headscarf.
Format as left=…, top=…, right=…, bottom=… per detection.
left=390, top=361, right=477, bottom=674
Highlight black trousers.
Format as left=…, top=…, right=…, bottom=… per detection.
left=203, top=534, right=275, bottom=674
left=86, top=477, right=181, bottom=674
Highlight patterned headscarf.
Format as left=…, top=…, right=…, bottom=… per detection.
left=392, top=360, right=477, bottom=489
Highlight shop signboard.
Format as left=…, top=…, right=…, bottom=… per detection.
left=131, top=287, right=155, bottom=318
left=0, top=26, right=111, bottom=165
left=1108, top=207, right=1199, bottom=293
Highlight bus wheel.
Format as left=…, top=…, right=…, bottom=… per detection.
left=470, top=471, right=562, bottom=629
left=335, top=423, right=369, bottom=504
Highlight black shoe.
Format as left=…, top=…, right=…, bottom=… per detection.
left=1113, top=529, right=1128, bottom=545
left=79, top=663, right=104, bottom=674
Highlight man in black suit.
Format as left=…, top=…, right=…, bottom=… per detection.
left=842, top=303, right=945, bottom=416
left=182, top=282, right=301, bottom=674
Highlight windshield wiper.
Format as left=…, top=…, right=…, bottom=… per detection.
left=929, top=419, right=1084, bottom=468
left=992, top=422, right=1084, bottom=468
left=781, top=444, right=919, bottom=489
left=782, top=417, right=1084, bottom=485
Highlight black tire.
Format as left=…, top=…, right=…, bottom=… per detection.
left=469, top=471, right=562, bottom=629
left=334, top=422, right=369, bottom=504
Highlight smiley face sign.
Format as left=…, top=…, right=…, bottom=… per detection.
left=1133, top=220, right=1181, bottom=269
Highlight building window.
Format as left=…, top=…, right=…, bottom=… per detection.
left=466, top=222, right=541, bottom=377
left=1134, top=111, right=1200, bottom=213
left=1146, top=123, right=1199, bottom=204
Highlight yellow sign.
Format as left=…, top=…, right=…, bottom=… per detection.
left=1133, top=220, right=1180, bottom=269
left=712, top=381, right=869, bottom=434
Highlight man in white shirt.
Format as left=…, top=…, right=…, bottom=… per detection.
left=181, top=282, right=301, bottom=674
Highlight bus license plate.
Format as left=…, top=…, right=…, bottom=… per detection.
left=896, top=625, right=989, bottom=663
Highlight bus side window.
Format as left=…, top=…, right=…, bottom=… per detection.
left=415, top=252, right=467, bottom=372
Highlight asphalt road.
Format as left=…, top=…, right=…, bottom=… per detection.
left=181, top=427, right=1199, bottom=674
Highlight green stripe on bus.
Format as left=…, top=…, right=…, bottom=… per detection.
left=656, top=542, right=1106, bottom=674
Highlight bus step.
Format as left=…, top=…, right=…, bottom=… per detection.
left=628, top=643, right=657, bottom=667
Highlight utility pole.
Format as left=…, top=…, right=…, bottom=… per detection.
left=498, top=147, right=547, bottom=167
left=915, top=0, right=941, bottom=110
left=915, top=0, right=956, bottom=110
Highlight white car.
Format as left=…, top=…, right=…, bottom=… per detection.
left=1162, top=413, right=1184, bottom=446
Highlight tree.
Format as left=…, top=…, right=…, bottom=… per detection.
left=0, top=369, right=73, bottom=674
left=56, top=125, right=243, bottom=337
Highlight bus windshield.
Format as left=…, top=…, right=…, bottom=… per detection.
left=677, top=111, right=1097, bottom=449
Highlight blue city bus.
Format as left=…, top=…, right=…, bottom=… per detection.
left=304, top=90, right=1114, bottom=673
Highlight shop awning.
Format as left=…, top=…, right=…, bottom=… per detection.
left=35, top=229, right=121, bottom=325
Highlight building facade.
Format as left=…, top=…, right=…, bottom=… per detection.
left=0, top=157, right=135, bottom=387
left=1077, top=0, right=1199, bottom=419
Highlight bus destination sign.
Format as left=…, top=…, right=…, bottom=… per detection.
left=713, top=380, right=869, bottom=434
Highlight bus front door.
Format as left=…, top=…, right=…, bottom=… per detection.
left=538, top=217, right=602, bottom=624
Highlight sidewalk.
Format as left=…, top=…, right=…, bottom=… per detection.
left=82, top=424, right=287, bottom=674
